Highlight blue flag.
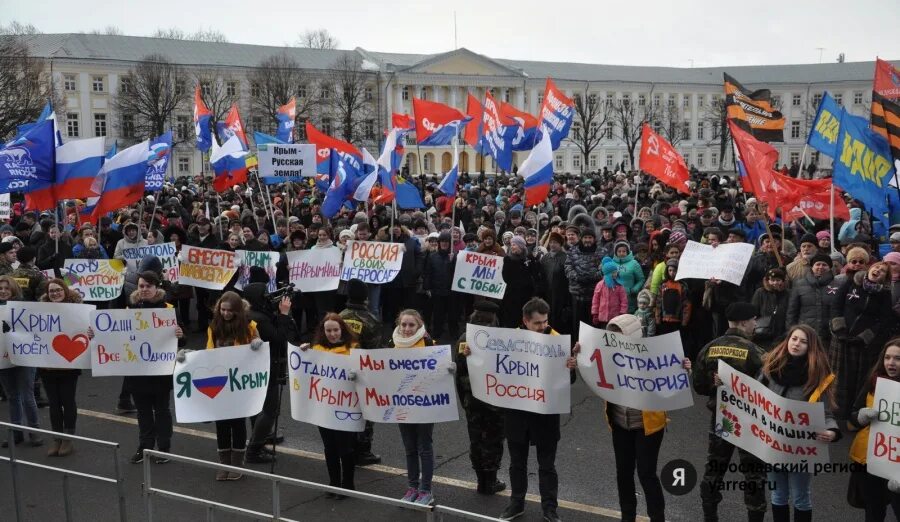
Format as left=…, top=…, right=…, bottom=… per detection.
left=0, top=119, right=56, bottom=193
left=807, top=92, right=842, bottom=159
left=146, top=131, right=172, bottom=191
left=396, top=179, right=425, bottom=209
left=832, top=111, right=897, bottom=227
left=254, top=131, right=286, bottom=146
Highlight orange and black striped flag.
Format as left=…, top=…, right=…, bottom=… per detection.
left=723, top=73, right=785, bottom=142
left=871, top=90, right=900, bottom=162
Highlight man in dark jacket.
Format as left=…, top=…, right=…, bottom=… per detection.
left=423, top=231, right=458, bottom=340
left=692, top=302, right=767, bottom=522
left=243, top=278, right=299, bottom=463
left=539, top=232, right=571, bottom=334
left=564, top=222, right=604, bottom=343
left=339, top=278, right=383, bottom=466
left=190, top=217, right=220, bottom=333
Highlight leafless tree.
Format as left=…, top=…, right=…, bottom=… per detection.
left=89, top=26, right=123, bottom=35
left=296, top=29, right=339, bottom=49
left=323, top=54, right=376, bottom=146
left=570, top=83, right=612, bottom=174
left=701, top=96, right=730, bottom=170
left=113, top=54, right=188, bottom=144
left=655, top=102, right=686, bottom=148
left=611, top=88, right=657, bottom=170
left=0, top=33, right=61, bottom=141
left=152, top=27, right=229, bottom=43
left=0, top=21, right=40, bottom=35
left=248, top=53, right=316, bottom=137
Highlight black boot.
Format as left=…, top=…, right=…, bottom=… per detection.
left=245, top=446, right=275, bottom=464
left=794, top=509, right=811, bottom=522
left=484, top=469, right=506, bottom=494
left=748, top=510, right=766, bottom=522
left=475, top=470, right=487, bottom=494
left=771, top=504, right=790, bottom=522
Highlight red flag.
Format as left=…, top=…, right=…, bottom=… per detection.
left=728, top=119, right=798, bottom=214
left=224, top=103, right=248, bottom=148
left=638, top=123, right=690, bottom=194
left=392, top=113, right=414, bottom=130
left=783, top=188, right=850, bottom=222
left=463, top=94, right=484, bottom=149
left=873, top=58, right=900, bottom=100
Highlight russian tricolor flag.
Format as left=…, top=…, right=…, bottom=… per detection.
left=25, top=137, right=105, bottom=210
left=517, top=128, right=554, bottom=206
left=211, top=135, right=249, bottom=192
left=353, top=148, right=379, bottom=202
left=88, top=140, right=151, bottom=221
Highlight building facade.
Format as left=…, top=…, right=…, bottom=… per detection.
left=21, top=33, right=892, bottom=179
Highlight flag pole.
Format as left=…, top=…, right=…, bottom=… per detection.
left=54, top=203, right=60, bottom=255
left=829, top=182, right=837, bottom=254
left=451, top=136, right=458, bottom=255
left=797, top=143, right=809, bottom=179
left=215, top=195, right=224, bottom=242
left=147, top=192, right=161, bottom=232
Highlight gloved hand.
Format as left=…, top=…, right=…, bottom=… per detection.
left=348, top=371, right=357, bottom=382
left=250, top=338, right=264, bottom=351
left=888, top=479, right=900, bottom=494
left=447, top=362, right=457, bottom=375
left=857, top=407, right=878, bottom=426
left=175, top=349, right=192, bottom=363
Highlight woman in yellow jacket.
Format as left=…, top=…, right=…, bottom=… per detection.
left=571, top=313, right=690, bottom=522
left=849, top=337, right=900, bottom=521
left=203, top=291, right=261, bottom=481
left=299, top=313, right=360, bottom=498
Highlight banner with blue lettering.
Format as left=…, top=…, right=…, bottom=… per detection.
left=354, top=345, right=459, bottom=423
left=146, top=131, right=172, bottom=191
left=806, top=92, right=842, bottom=159
left=289, top=344, right=364, bottom=432
left=539, top=78, right=574, bottom=151
left=482, top=92, right=519, bottom=172
left=465, top=324, right=572, bottom=414
left=90, top=308, right=179, bottom=377
left=5, top=301, right=96, bottom=369
left=577, top=323, right=693, bottom=411
left=833, top=111, right=897, bottom=226
left=174, top=343, right=270, bottom=423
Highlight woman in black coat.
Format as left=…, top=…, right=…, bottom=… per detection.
left=500, top=236, right=539, bottom=328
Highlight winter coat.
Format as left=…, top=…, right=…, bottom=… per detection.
left=500, top=254, right=539, bottom=328
left=757, top=370, right=840, bottom=437
left=786, top=271, right=836, bottom=344
left=750, top=279, right=789, bottom=349
left=423, top=248, right=455, bottom=297
left=591, top=281, right=627, bottom=324
left=656, top=279, right=692, bottom=327
left=539, top=249, right=571, bottom=332
left=123, top=288, right=186, bottom=395
left=612, top=252, right=645, bottom=312
left=36, top=238, right=73, bottom=275
left=564, top=243, right=604, bottom=300
left=245, top=282, right=299, bottom=382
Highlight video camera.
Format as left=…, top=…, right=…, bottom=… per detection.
left=265, top=282, right=297, bottom=307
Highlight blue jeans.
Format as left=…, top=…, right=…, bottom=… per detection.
left=0, top=367, right=40, bottom=433
left=367, top=285, right=382, bottom=321
left=768, top=471, right=812, bottom=511
left=399, top=423, right=434, bottom=492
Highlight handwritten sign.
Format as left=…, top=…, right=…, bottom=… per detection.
left=173, top=343, right=270, bottom=423
left=340, top=240, right=403, bottom=284
left=866, top=377, right=900, bottom=481
left=178, top=245, right=237, bottom=290
left=5, top=301, right=96, bottom=369
left=716, top=360, right=829, bottom=466
left=675, top=240, right=754, bottom=286
left=63, top=259, right=126, bottom=301
left=354, top=345, right=459, bottom=423
left=452, top=251, right=506, bottom=298
left=286, top=248, right=341, bottom=292
left=89, top=308, right=179, bottom=377
left=258, top=143, right=317, bottom=181
left=577, top=322, right=693, bottom=411
left=122, top=242, right=180, bottom=282
left=465, top=324, right=571, bottom=415
left=234, top=250, right=280, bottom=292
left=288, top=344, right=364, bottom=432
left=0, top=193, right=10, bottom=220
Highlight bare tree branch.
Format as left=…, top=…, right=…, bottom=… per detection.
left=323, top=54, right=376, bottom=145
left=248, top=53, right=317, bottom=137
left=0, top=21, right=41, bottom=36
left=152, top=27, right=229, bottom=43
left=113, top=54, right=188, bottom=144
left=0, top=35, right=60, bottom=141
left=611, top=87, right=657, bottom=170
left=570, top=83, right=611, bottom=173
left=89, top=26, right=123, bottom=35
left=701, top=96, right=730, bottom=170
left=296, top=29, right=339, bottom=49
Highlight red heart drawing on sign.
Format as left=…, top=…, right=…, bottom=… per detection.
left=52, top=334, right=90, bottom=363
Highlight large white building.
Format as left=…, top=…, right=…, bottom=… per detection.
left=20, top=33, right=894, bottom=178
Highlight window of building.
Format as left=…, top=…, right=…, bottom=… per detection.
left=772, top=95, right=781, bottom=107
left=605, top=123, right=614, bottom=140
left=423, top=154, right=431, bottom=173
left=402, top=86, right=409, bottom=101
left=834, top=93, right=843, bottom=106
left=121, top=114, right=134, bottom=138
left=555, top=155, right=564, bottom=169
left=653, top=94, right=660, bottom=108
left=622, top=93, right=630, bottom=107
left=606, top=93, right=614, bottom=107
left=178, top=157, right=191, bottom=174
left=226, top=81, right=238, bottom=97
left=697, top=123, right=705, bottom=140
left=790, top=151, right=800, bottom=165
left=365, top=86, right=373, bottom=101
left=667, top=96, right=675, bottom=108
left=606, top=154, right=614, bottom=167
left=297, top=119, right=307, bottom=140
left=201, top=81, right=211, bottom=96
left=638, top=94, right=646, bottom=106
left=589, top=121, right=599, bottom=136
left=250, top=82, right=260, bottom=97
left=681, top=122, right=691, bottom=141
left=572, top=121, right=582, bottom=137
left=92, top=75, right=105, bottom=93
left=652, top=119, right=662, bottom=133
left=792, top=94, right=802, bottom=106
left=322, top=118, right=333, bottom=136
left=251, top=116, right=263, bottom=132
left=320, top=84, right=332, bottom=100
left=589, top=154, right=598, bottom=169
left=66, top=113, right=79, bottom=137
left=711, top=151, right=718, bottom=167
left=697, top=153, right=705, bottom=167
left=588, top=94, right=597, bottom=107
left=537, top=92, right=543, bottom=105
left=573, top=93, right=582, bottom=107
left=175, top=80, right=185, bottom=96
left=573, top=155, right=581, bottom=169
left=94, top=113, right=107, bottom=137
left=790, top=120, right=801, bottom=139
left=504, top=89, right=511, bottom=103
left=297, top=84, right=307, bottom=99
left=120, top=77, right=132, bottom=94
left=853, top=91, right=863, bottom=105
left=711, top=95, right=721, bottom=105
left=176, top=115, right=190, bottom=141
left=64, top=74, right=77, bottom=92
left=812, top=93, right=823, bottom=108
left=365, top=119, right=375, bottom=139
left=420, top=87, right=427, bottom=100
left=682, top=95, right=690, bottom=108
left=697, top=95, right=705, bottom=108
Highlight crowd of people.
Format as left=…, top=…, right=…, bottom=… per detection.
left=0, top=166, right=899, bottom=521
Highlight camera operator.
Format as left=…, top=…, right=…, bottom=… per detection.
left=242, top=269, right=299, bottom=464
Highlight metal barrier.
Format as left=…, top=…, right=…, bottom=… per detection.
left=142, top=450, right=501, bottom=522
left=0, top=421, right=127, bottom=522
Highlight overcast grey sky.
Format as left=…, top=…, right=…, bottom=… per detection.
left=5, top=0, right=900, bottom=67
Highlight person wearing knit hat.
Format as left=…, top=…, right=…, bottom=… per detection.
left=786, top=233, right=820, bottom=282
left=890, top=231, right=900, bottom=252
left=634, top=289, right=656, bottom=337
left=693, top=298, right=768, bottom=521
left=884, top=251, right=900, bottom=282
left=591, top=257, right=627, bottom=326
left=815, top=230, right=831, bottom=251
left=509, top=235, right=527, bottom=254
